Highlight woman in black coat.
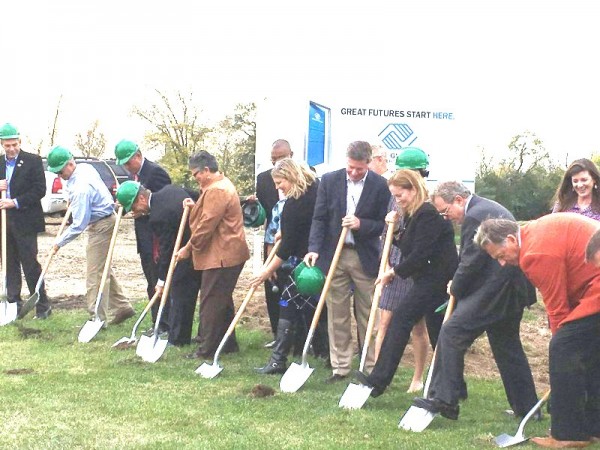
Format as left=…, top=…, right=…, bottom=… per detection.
left=250, top=158, right=321, bottom=374
left=355, top=169, right=458, bottom=397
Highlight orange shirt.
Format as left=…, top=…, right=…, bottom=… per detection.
left=520, top=213, right=600, bottom=333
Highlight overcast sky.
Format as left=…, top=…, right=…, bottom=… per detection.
left=1, top=0, right=599, bottom=165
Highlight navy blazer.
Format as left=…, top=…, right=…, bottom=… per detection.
left=133, top=158, right=171, bottom=255
left=308, top=169, right=390, bottom=278
left=0, top=150, right=45, bottom=234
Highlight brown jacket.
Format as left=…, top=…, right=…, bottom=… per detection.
left=187, top=175, right=249, bottom=270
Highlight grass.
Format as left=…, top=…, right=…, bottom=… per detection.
left=0, top=303, right=551, bottom=450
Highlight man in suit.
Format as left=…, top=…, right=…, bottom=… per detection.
left=115, top=140, right=171, bottom=332
left=116, top=181, right=201, bottom=346
left=412, top=181, right=538, bottom=422
left=0, top=123, right=50, bottom=319
left=304, top=141, right=390, bottom=383
left=250, top=139, right=292, bottom=345
left=476, top=214, right=600, bottom=448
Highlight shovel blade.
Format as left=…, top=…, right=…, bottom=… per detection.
left=78, top=318, right=105, bottom=343
left=494, top=433, right=526, bottom=448
left=195, top=361, right=223, bottom=379
left=18, top=293, right=38, bottom=319
left=279, top=362, right=314, bottom=393
left=398, top=406, right=437, bottom=432
left=136, top=334, right=152, bottom=358
left=140, top=337, right=168, bottom=363
left=0, top=301, right=17, bottom=326
left=339, top=382, right=372, bottom=409
left=112, top=336, right=136, bottom=349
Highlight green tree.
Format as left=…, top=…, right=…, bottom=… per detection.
left=74, top=120, right=106, bottom=158
left=132, top=89, right=212, bottom=187
left=476, top=131, right=564, bottom=220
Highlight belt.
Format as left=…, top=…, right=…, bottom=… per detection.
left=343, top=243, right=356, bottom=249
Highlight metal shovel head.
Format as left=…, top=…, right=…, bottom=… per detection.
left=195, top=361, right=223, bottom=379
left=338, top=382, right=372, bottom=409
left=398, top=406, right=438, bottom=432
left=0, top=301, right=17, bottom=326
left=18, top=293, right=38, bottom=319
left=136, top=334, right=153, bottom=358
left=494, top=433, right=527, bottom=448
left=78, top=318, right=105, bottom=343
left=279, top=362, right=314, bottom=393
left=112, top=335, right=136, bottom=350
left=139, top=336, right=168, bottom=363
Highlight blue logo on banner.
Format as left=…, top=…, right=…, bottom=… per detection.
left=378, top=123, right=418, bottom=150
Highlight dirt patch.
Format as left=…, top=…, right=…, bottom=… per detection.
left=4, top=368, right=35, bottom=375
left=16, top=324, right=43, bottom=339
left=34, top=215, right=551, bottom=391
left=249, top=384, right=276, bottom=398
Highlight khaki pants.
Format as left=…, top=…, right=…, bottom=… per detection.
left=326, top=248, right=378, bottom=376
left=86, top=215, right=130, bottom=321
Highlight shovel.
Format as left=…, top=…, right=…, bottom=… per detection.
left=398, top=294, right=456, bottom=432
left=196, top=240, right=282, bottom=378
left=280, top=226, right=349, bottom=393
left=494, top=390, right=550, bottom=447
left=112, top=291, right=160, bottom=349
left=19, top=207, right=72, bottom=319
left=339, top=218, right=395, bottom=409
left=137, top=205, right=190, bottom=363
left=0, top=190, right=17, bottom=326
left=78, top=206, right=124, bottom=343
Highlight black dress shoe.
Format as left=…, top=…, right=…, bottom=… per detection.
left=255, top=360, right=287, bottom=375
left=353, top=370, right=384, bottom=397
left=412, top=397, right=459, bottom=420
left=324, top=374, right=348, bottom=384
left=34, top=308, right=52, bottom=320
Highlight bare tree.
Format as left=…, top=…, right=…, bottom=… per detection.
left=74, top=120, right=107, bottom=158
left=29, top=94, right=63, bottom=155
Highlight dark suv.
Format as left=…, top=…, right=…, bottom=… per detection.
left=73, top=158, right=119, bottom=199
left=105, top=158, right=130, bottom=185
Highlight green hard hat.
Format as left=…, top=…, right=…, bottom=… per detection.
left=293, top=262, right=325, bottom=296
left=0, top=123, right=20, bottom=140
left=115, top=139, right=139, bottom=165
left=395, top=147, right=429, bottom=170
left=47, top=146, right=73, bottom=173
left=116, top=181, right=141, bottom=212
left=242, top=200, right=266, bottom=228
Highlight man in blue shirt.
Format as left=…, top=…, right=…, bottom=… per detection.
left=48, top=146, right=134, bottom=325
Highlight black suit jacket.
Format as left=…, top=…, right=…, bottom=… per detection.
left=449, top=195, right=535, bottom=326
left=133, top=158, right=171, bottom=255
left=308, top=169, right=390, bottom=278
left=148, top=185, right=199, bottom=282
left=0, top=150, right=45, bottom=234
left=393, top=201, right=458, bottom=283
left=256, top=168, right=279, bottom=226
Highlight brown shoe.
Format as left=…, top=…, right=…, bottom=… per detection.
left=109, top=308, right=136, bottom=325
left=531, top=437, right=591, bottom=448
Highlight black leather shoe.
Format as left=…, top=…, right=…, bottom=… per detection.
left=412, top=397, right=459, bottom=420
left=34, top=308, right=52, bottom=320
left=255, top=360, right=287, bottom=375
left=353, top=370, right=384, bottom=397
left=324, top=374, right=348, bottom=384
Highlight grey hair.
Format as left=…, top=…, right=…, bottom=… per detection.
left=474, top=218, right=519, bottom=248
left=431, top=181, right=471, bottom=203
left=346, top=141, right=372, bottom=162
left=189, top=150, right=218, bottom=173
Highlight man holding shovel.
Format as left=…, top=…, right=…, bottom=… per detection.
left=116, top=181, right=200, bottom=346
left=476, top=214, right=600, bottom=448
left=48, top=146, right=134, bottom=325
left=304, top=141, right=390, bottom=383
left=410, top=181, right=538, bottom=423
left=0, top=123, right=50, bottom=319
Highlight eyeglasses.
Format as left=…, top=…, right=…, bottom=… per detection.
left=191, top=169, right=201, bottom=177
left=439, top=205, right=451, bottom=217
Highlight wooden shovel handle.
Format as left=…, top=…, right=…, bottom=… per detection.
left=96, top=206, right=124, bottom=299
left=358, top=219, right=396, bottom=370
left=39, top=206, right=73, bottom=280
left=423, top=294, right=455, bottom=396
left=158, top=205, right=191, bottom=309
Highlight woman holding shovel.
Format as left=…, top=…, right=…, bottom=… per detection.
left=249, top=158, right=322, bottom=374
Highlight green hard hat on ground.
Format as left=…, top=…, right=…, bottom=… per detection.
left=293, top=262, right=325, bottom=296
left=395, top=147, right=429, bottom=170
left=115, top=139, right=139, bottom=165
left=242, top=200, right=267, bottom=228
left=47, top=146, right=73, bottom=173
left=0, top=123, right=20, bottom=140
left=116, top=181, right=141, bottom=212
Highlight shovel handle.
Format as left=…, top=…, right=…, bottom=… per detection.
left=36, top=206, right=73, bottom=290
left=357, top=218, right=396, bottom=371
left=300, top=226, right=350, bottom=363
left=1, top=190, right=6, bottom=281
